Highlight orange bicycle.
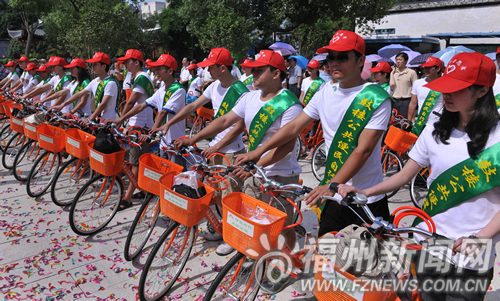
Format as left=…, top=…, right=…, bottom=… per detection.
left=189, top=106, right=214, bottom=138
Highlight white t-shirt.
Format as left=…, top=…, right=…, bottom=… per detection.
left=84, top=76, right=118, bottom=120
left=187, top=76, right=202, bottom=97
left=145, top=84, right=186, bottom=146
left=55, top=80, right=75, bottom=114
left=21, top=71, right=32, bottom=87
left=36, top=77, right=51, bottom=100
left=239, top=74, right=254, bottom=90
left=233, top=90, right=302, bottom=177
left=493, top=73, right=500, bottom=113
left=67, top=80, right=92, bottom=116
left=24, top=76, right=40, bottom=94
left=203, top=80, right=246, bottom=153
left=303, top=82, right=392, bottom=204
left=197, top=67, right=203, bottom=78
left=203, top=67, right=212, bottom=83
left=43, top=75, right=65, bottom=106
left=129, top=72, right=154, bottom=128
left=180, top=68, right=191, bottom=82
left=409, top=123, right=500, bottom=270
left=411, top=78, right=444, bottom=125
left=300, top=77, right=326, bottom=95
left=123, top=70, right=133, bottom=90
left=8, top=72, right=21, bottom=94
left=231, top=65, right=242, bottom=80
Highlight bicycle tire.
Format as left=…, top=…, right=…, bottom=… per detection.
left=410, top=168, right=429, bottom=209
left=295, top=136, right=303, bottom=161
left=69, top=174, right=124, bottom=235
left=0, top=119, right=12, bottom=152
left=50, top=158, right=93, bottom=207
left=13, top=140, right=39, bottom=181
left=189, top=117, right=203, bottom=138
left=381, top=149, right=403, bottom=199
left=311, top=140, right=326, bottom=181
left=124, top=194, right=169, bottom=261
left=138, top=222, right=196, bottom=301
left=203, top=252, right=260, bottom=301
left=26, top=151, right=61, bottom=198
left=2, top=132, right=25, bottom=169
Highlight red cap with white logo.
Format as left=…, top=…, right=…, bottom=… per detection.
left=35, top=65, right=50, bottom=72
left=369, top=62, right=392, bottom=73
left=117, top=49, right=144, bottom=62
left=316, top=30, right=365, bottom=55
left=4, top=61, right=16, bottom=67
left=186, top=63, right=198, bottom=70
left=16, top=56, right=30, bottom=62
left=45, top=57, right=68, bottom=67
left=307, top=60, right=320, bottom=69
left=240, top=50, right=286, bottom=72
left=85, top=52, right=111, bottom=65
left=148, top=54, right=177, bottom=70
left=419, top=56, right=444, bottom=68
left=424, top=52, right=496, bottom=93
left=25, top=63, right=39, bottom=71
left=64, top=58, right=87, bottom=69
left=198, top=48, right=233, bottom=68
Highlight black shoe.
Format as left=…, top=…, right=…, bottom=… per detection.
left=260, top=265, right=291, bottom=295
left=111, top=199, right=133, bottom=211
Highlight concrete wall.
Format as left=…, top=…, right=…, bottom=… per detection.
left=0, top=40, right=9, bottom=59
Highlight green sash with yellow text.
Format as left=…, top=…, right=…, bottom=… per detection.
left=412, top=142, right=500, bottom=226
left=248, top=89, right=302, bottom=151
left=161, top=82, right=185, bottom=125
left=132, top=74, right=154, bottom=98
left=495, top=93, right=500, bottom=109
left=54, top=75, right=72, bottom=92
left=72, top=78, right=91, bottom=108
left=242, top=75, right=253, bottom=86
left=316, top=84, right=390, bottom=215
left=411, top=90, right=441, bottom=136
left=302, top=77, right=324, bottom=106
left=95, top=77, right=118, bottom=108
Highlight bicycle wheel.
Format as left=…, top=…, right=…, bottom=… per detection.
left=295, top=136, right=303, bottom=161
left=381, top=149, right=403, bottom=199
left=2, top=132, right=25, bottom=169
left=410, top=167, right=429, bottom=209
left=138, top=222, right=196, bottom=301
left=124, top=194, right=169, bottom=261
left=311, top=140, right=326, bottom=181
left=69, top=174, right=124, bottom=235
left=50, top=158, right=93, bottom=207
left=13, top=140, right=39, bottom=181
left=0, top=120, right=12, bottom=152
left=26, top=151, right=61, bottom=198
left=189, top=117, right=203, bottom=138
left=203, top=252, right=261, bottom=301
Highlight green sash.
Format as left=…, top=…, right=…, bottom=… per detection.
left=213, top=81, right=249, bottom=119
left=95, top=77, right=118, bottom=108
left=412, top=141, right=500, bottom=226
left=411, top=90, right=441, bottom=136
left=132, top=74, right=154, bottom=98
left=33, top=75, right=41, bottom=85
left=380, top=82, right=390, bottom=91
left=161, top=82, right=185, bottom=125
left=242, top=75, right=253, bottom=86
left=495, top=93, right=500, bottom=109
left=72, top=78, right=91, bottom=108
left=317, top=84, right=390, bottom=213
left=188, top=75, right=199, bottom=87
left=302, top=77, right=324, bottom=106
left=123, top=69, right=128, bottom=80
left=54, top=75, right=72, bottom=92
left=10, top=71, right=21, bottom=79
left=248, top=89, right=302, bottom=151
left=43, top=78, right=52, bottom=85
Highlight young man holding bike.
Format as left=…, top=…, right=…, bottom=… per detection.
left=236, top=30, right=393, bottom=238
left=175, top=50, right=303, bottom=286
left=160, top=47, right=249, bottom=255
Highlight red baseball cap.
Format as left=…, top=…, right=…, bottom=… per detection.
left=496, top=47, right=500, bottom=55
left=424, top=52, right=496, bottom=93
left=35, top=65, right=50, bottom=73
left=64, top=58, right=87, bottom=69
left=369, top=62, right=392, bottom=73
left=186, top=63, right=198, bottom=70
left=148, top=54, right=177, bottom=70
left=419, top=56, right=443, bottom=68
left=307, top=59, right=320, bottom=69
left=242, top=59, right=253, bottom=65
left=117, top=49, right=144, bottom=62
left=45, top=56, right=68, bottom=67
left=4, top=61, right=16, bottom=67
left=16, top=56, right=30, bottom=63
left=25, top=63, right=38, bottom=71
left=317, top=30, right=365, bottom=55
left=85, top=52, right=111, bottom=65
left=198, top=48, right=233, bottom=68
left=240, top=50, right=286, bottom=72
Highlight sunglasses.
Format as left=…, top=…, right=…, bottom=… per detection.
left=326, top=53, right=351, bottom=63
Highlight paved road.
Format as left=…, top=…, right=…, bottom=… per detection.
left=0, top=139, right=499, bottom=300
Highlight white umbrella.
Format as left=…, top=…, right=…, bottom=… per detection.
left=311, top=53, right=327, bottom=61
left=432, top=46, right=475, bottom=66
left=366, top=54, right=383, bottom=62
left=269, top=42, right=297, bottom=56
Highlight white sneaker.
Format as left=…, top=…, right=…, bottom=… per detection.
left=204, top=231, right=223, bottom=241
left=216, top=242, right=235, bottom=256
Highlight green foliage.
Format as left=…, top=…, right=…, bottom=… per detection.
left=7, top=39, right=24, bottom=58
left=0, top=0, right=23, bottom=40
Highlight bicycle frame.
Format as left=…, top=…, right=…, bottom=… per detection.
left=299, top=121, right=323, bottom=149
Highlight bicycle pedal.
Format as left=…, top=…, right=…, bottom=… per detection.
left=294, top=225, right=307, bottom=237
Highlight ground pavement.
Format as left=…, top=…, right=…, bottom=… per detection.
left=0, top=141, right=499, bottom=300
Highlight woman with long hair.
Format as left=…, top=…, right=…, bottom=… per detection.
left=338, top=52, right=500, bottom=301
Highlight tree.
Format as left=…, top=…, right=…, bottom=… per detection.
left=8, top=0, right=53, bottom=57
left=0, top=0, right=22, bottom=40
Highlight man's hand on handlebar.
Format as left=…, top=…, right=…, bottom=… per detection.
left=303, top=184, right=333, bottom=207
left=234, top=151, right=260, bottom=167
left=173, top=138, right=193, bottom=151
left=337, top=184, right=366, bottom=198
left=231, top=167, right=253, bottom=181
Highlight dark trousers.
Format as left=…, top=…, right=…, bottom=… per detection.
left=393, top=97, right=411, bottom=119
left=288, top=83, right=301, bottom=98
left=318, top=195, right=390, bottom=237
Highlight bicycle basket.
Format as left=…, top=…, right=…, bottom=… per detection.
left=10, top=116, right=24, bottom=134
left=314, top=231, right=401, bottom=301
left=159, top=171, right=214, bottom=227
left=23, top=120, right=40, bottom=141
left=196, top=106, right=214, bottom=120
left=222, top=192, right=287, bottom=260
left=65, top=128, right=95, bottom=159
left=37, top=124, right=66, bottom=153
left=384, top=126, right=418, bottom=153
left=138, top=153, right=183, bottom=196
left=88, top=141, right=125, bottom=176
left=3, top=101, right=16, bottom=118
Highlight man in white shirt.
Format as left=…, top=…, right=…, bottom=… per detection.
left=288, top=57, right=302, bottom=98
left=186, top=63, right=202, bottom=104
left=16, top=56, right=31, bottom=88
left=236, top=30, right=392, bottom=238
left=231, top=64, right=241, bottom=79
left=179, top=57, right=191, bottom=86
